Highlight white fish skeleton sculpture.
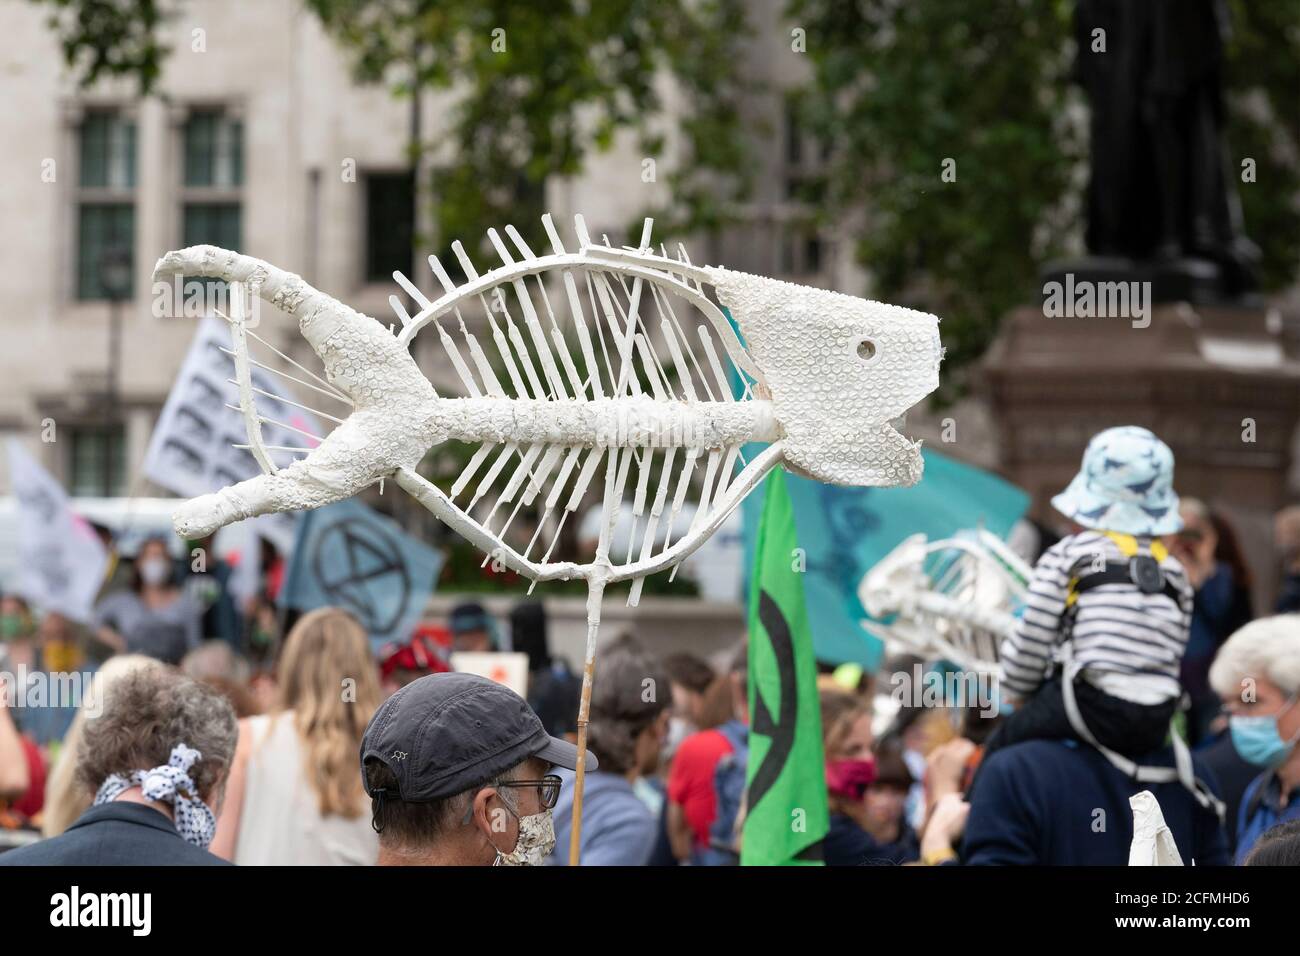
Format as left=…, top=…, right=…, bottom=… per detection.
left=857, top=529, right=1031, bottom=676
left=153, top=214, right=942, bottom=863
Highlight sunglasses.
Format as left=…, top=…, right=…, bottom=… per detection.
left=495, top=775, right=562, bottom=810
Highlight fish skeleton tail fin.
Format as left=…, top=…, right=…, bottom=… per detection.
left=173, top=410, right=414, bottom=539
left=153, top=245, right=333, bottom=323
left=153, top=245, right=429, bottom=405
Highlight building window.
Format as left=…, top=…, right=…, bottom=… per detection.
left=781, top=231, right=824, bottom=277
left=182, top=109, right=243, bottom=251
left=183, top=202, right=241, bottom=249
left=365, top=171, right=414, bottom=283
left=81, top=110, right=136, bottom=189
left=183, top=110, right=243, bottom=188
left=781, top=95, right=828, bottom=278
left=76, top=110, right=136, bottom=300
left=68, top=425, right=127, bottom=497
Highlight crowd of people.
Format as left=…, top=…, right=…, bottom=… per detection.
left=1, top=425, right=1300, bottom=866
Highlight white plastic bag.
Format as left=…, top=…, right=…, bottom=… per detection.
left=1128, top=789, right=1185, bottom=866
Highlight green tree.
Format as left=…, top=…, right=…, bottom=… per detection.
left=35, top=0, right=753, bottom=255
left=301, top=0, right=752, bottom=254
left=789, top=0, right=1082, bottom=391
left=35, top=0, right=171, bottom=93
left=790, top=0, right=1300, bottom=391
left=1222, top=0, right=1300, bottom=291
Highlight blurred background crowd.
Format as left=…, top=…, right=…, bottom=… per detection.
left=2, top=491, right=1299, bottom=865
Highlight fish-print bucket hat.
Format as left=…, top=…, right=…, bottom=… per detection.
left=1051, top=426, right=1182, bottom=536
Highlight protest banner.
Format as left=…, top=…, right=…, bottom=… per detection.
left=142, top=315, right=320, bottom=551
left=5, top=440, right=108, bottom=623
left=450, top=651, right=530, bottom=698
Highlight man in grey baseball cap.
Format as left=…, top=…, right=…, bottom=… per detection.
left=360, top=671, right=597, bottom=865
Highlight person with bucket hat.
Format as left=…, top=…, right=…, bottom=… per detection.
left=986, top=427, right=1199, bottom=770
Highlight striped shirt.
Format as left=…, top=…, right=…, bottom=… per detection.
left=999, top=530, right=1193, bottom=705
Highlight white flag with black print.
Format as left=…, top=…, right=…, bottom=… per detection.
left=6, top=438, right=109, bottom=623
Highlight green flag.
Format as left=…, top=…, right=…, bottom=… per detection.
left=741, top=468, right=829, bottom=866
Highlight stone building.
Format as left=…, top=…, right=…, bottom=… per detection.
left=0, top=0, right=860, bottom=497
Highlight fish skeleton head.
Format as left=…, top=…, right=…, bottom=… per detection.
left=709, top=267, right=942, bottom=486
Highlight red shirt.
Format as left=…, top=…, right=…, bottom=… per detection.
left=12, top=736, right=46, bottom=819
left=667, top=728, right=735, bottom=848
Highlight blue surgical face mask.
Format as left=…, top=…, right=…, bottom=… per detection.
left=1230, top=697, right=1300, bottom=768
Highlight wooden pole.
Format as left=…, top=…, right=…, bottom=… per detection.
left=568, top=575, right=604, bottom=865
left=569, top=445, right=624, bottom=865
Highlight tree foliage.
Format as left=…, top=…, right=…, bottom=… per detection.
left=790, top=0, right=1082, bottom=387
left=302, top=0, right=753, bottom=255
left=1222, top=0, right=1300, bottom=291
left=35, top=0, right=171, bottom=93
left=790, top=0, right=1300, bottom=388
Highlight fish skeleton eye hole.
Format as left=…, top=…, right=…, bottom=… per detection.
left=857, top=339, right=878, bottom=362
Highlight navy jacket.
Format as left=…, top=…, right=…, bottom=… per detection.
left=1197, top=731, right=1260, bottom=848
left=962, top=739, right=1229, bottom=865
left=0, top=802, right=230, bottom=866
left=824, top=813, right=920, bottom=866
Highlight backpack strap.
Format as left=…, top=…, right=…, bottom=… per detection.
left=716, top=719, right=748, bottom=754
left=1058, top=646, right=1226, bottom=825
left=1065, top=531, right=1181, bottom=609
left=1103, top=530, right=1169, bottom=563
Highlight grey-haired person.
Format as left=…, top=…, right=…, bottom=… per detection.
left=1208, top=615, right=1300, bottom=863
left=0, top=667, right=237, bottom=866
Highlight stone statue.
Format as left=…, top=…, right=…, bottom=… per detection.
left=1074, top=0, right=1259, bottom=297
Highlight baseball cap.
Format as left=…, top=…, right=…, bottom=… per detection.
left=360, top=672, right=597, bottom=802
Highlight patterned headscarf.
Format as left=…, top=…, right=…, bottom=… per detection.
left=93, top=743, right=217, bottom=849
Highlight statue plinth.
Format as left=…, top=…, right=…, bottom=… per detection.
left=983, top=301, right=1300, bottom=607
left=1040, top=256, right=1265, bottom=310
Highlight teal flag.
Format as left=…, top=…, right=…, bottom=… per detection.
left=741, top=448, right=1029, bottom=670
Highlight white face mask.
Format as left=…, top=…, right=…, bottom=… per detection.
left=139, top=558, right=172, bottom=586
left=662, top=716, right=692, bottom=762
left=493, top=802, right=557, bottom=866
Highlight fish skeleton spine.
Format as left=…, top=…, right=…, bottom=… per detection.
left=434, top=396, right=780, bottom=448
left=152, top=243, right=780, bottom=543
